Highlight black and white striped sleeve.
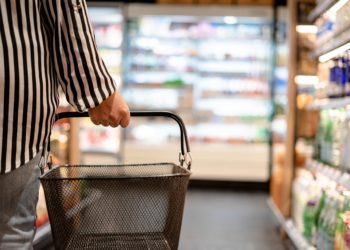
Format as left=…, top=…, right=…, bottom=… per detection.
left=50, top=0, right=117, bottom=112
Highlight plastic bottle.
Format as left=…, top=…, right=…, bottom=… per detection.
left=324, top=111, right=334, bottom=165
left=335, top=195, right=345, bottom=250
left=339, top=112, right=349, bottom=171
left=325, top=193, right=337, bottom=250
left=329, top=59, right=337, bottom=98
left=304, top=200, right=318, bottom=244
left=292, top=169, right=315, bottom=232
left=338, top=192, right=350, bottom=250
left=343, top=211, right=350, bottom=250
left=332, top=109, right=343, bottom=168
left=347, top=51, right=350, bottom=97
left=317, top=189, right=327, bottom=226
left=317, top=192, right=330, bottom=249
left=320, top=110, right=328, bottom=163
left=341, top=55, right=349, bottom=97
left=317, top=191, right=339, bottom=250
left=335, top=58, right=343, bottom=98
left=343, top=113, right=350, bottom=172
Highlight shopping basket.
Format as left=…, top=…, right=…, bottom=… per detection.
left=40, top=111, right=192, bottom=250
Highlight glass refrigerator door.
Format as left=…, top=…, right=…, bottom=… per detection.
left=124, top=5, right=273, bottom=181
left=79, top=3, right=124, bottom=164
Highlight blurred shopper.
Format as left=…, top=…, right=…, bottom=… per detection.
left=0, top=0, right=130, bottom=248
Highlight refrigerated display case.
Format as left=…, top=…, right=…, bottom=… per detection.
left=123, top=4, right=274, bottom=181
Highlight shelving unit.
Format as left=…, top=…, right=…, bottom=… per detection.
left=307, top=0, right=337, bottom=22
left=267, top=198, right=316, bottom=250
left=274, top=1, right=350, bottom=248
left=308, top=0, right=350, bottom=62
left=307, top=96, right=350, bottom=110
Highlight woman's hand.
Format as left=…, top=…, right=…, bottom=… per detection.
left=88, top=91, right=130, bottom=128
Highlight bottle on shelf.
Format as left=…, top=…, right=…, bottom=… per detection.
left=329, top=58, right=342, bottom=98
left=331, top=109, right=345, bottom=168
left=303, top=199, right=318, bottom=244
left=314, top=108, right=350, bottom=170
left=325, top=193, right=343, bottom=250
left=321, top=177, right=341, bottom=248
left=334, top=193, right=347, bottom=250
left=342, top=210, right=350, bottom=250
left=318, top=53, right=350, bottom=100
left=321, top=110, right=333, bottom=165
left=292, top=169, right=315, bottom=233
left=340, top=54, right=349, bottom=97
left=339, top=109, right=350, bottom=172
left=346, top=51, right=350, bottom=97
left=316, top=190, right=339, bottom=250
left=328, top=59, right=335, bottom=98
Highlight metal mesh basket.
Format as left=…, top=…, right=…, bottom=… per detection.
left=40, top=111, right=192, bottom=250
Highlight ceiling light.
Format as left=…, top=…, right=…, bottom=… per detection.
left=223, top=16, right=237, bottom=25
left=295, top=75, right=319, bottom=85
left=296, top=25, right=318, bottom=34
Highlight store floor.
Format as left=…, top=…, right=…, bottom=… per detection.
left=179, top=189, right=292, bottom=250
left=40, top=189, right=292, bottom=250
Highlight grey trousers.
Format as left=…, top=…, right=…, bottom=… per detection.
left=0, top=152, right=42, bottom=250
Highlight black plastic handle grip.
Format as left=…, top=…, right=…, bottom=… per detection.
left=55, top=111, right=191, bottom=161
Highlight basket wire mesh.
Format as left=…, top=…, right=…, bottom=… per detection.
left=40, top=111, right=192, bottom=250
left=40, top=163, right=190, bottom=250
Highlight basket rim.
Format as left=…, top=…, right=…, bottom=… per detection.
left=39, top=162, right=192, bottom=181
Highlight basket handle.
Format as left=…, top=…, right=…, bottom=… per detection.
left=54, top=111, right=192, bottom=169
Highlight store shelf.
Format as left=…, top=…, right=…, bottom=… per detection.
left=306, top=96, right=350, bottom=110
left=129, top=34, right=194, bottom=41
left=306, top=159, right=350, bottom=186
left=128, top=69, right=266, bottom=76
left=267, top=198, right=316, bottom=250
left=128, top=70, right=196, bottom=75
left=129, top=34, right=270, bottom=42
left=130, top=58, right=266, bottom=66
left=127, top=83, right=193, bottom=88
left=196, top=37, right=271, bottom=42
left=98, top=46, right=121, bottom=50
left=308, top=0, right=337, bottom=22
left=200, top=92, right=269, bottom=99
left=198, top=72, right=267, bottom=78
left=312, top=24, right=350, bottom=59
left=197, top=57, right=268, bottom=63
left=129, top=69, right=195, bottom=74
left=129, top=53, right=268, bottom=63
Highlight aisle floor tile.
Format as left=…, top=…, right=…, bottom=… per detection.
left=179, top=189, right=292, bottom=250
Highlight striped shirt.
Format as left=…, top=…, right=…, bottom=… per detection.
left=0, top=0, right=117, bottom=174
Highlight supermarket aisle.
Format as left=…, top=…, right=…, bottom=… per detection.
left=179, top=189, right=291, bottom=250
